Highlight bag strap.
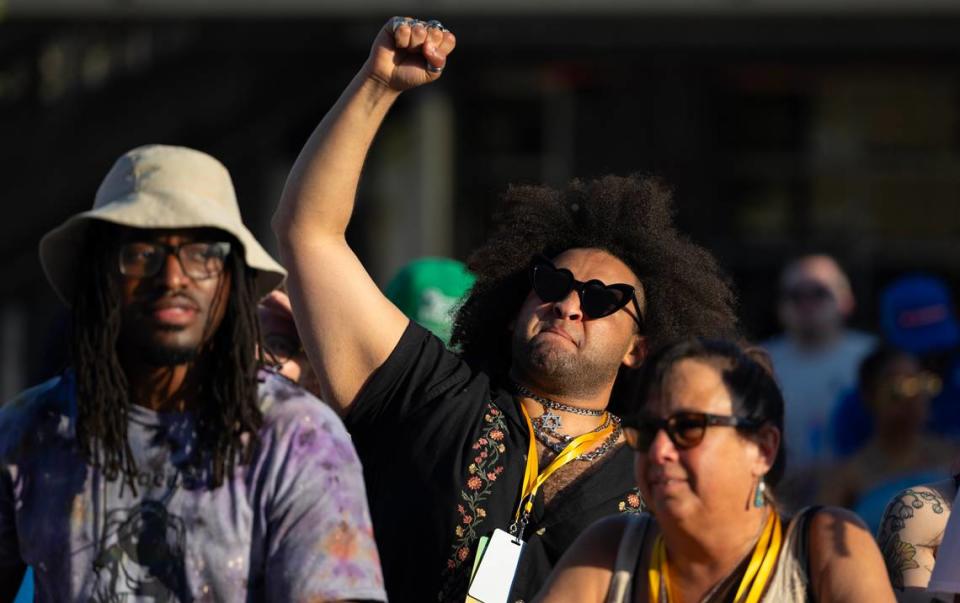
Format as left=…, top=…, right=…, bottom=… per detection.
left=799, top=505, right=824, bottom=603
left=606, top=515, right=650, bottom=603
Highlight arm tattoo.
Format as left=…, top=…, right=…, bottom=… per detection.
left=877, top=489, right=946, bottom=591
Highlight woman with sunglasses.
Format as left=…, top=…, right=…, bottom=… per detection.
left=819, top=346, right=955, bottom=532
left=534, top=338, right=894, bottom=602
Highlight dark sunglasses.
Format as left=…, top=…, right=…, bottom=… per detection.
left=879, top=372, right=942, bottom=402
left=529, top=255, right=644, bottom=327
left=623, top=411, right=760, bottom=451
left=781, top=284, right=832, bottom=304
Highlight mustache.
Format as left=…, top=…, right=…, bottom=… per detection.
left=134, top=290, right=202, bottom=311
left=539, top=322, right=580, bottom=346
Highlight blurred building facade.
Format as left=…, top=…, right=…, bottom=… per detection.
left=2, top=2, right=960, bottom=399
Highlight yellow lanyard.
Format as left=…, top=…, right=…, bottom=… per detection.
left=648, top=510, right=782, bottom=603
left=514, top=402, right=615, bottom=524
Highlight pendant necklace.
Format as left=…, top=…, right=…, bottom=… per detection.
left=513, top=383, right=604, bottom=433
left=514, top=383, right=620, bottom=462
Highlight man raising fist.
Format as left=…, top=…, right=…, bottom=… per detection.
left=274, top=17, right=738, bottom=602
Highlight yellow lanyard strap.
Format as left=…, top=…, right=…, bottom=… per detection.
left=649, top=511, right=783, bottom=603
left=518, top=403, right=540, bottom=509
left=649, top=537, right=665, bottom=603
left=515, top=403, right=615, bottom=522
left=742, top=512, right=782, bottom=603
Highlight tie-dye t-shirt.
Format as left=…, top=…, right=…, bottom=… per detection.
left=0, top=370, right=386, bottom=602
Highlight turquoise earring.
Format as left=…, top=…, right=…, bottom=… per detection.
left=754, top=480, right=767, bottom=508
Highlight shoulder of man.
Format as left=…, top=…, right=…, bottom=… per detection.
left=255, top=371, right=351, bottom=441
left=0, top=375, right=72, bottom=457
left=840, top=329, right=877, bottom=353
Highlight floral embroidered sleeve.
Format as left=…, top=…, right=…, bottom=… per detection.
left=437, top=403, right=508, bottom=600
left=617, top=487, right=645, bottom=514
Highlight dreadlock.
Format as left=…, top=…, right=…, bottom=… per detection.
left=70, top=223, right=264, bottom=492
left=451, top=174, right=739, bottom=415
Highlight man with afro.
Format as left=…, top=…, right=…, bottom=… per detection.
left=273, top=17, right=739, bottom=603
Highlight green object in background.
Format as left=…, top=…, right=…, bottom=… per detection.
left=385, top=258, right=475, bottom=345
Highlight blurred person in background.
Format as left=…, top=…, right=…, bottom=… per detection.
left=534, top=338, right=894, bottom=603
left=832, top=274, right=960, bottom=457
left=764, top=254, right=875, bottom=486
left=272, top=17, right=740, bottom=602
left=258, top=288, right=322, bottom=396
left=820, top=346, right=956, bottom=533
left=384, top=256, right=475, bottom=346
left=0, top=145, right=385, bottom=602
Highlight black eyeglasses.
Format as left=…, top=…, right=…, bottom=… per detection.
left=781, top=284, right=832, bottom=305
left=529, top=255, right=644, bottom=327
left=118, top=241, right=231, bottom=281
left=623, top=411, right=760, bottom=451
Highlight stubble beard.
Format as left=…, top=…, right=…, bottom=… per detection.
left=141, top=343, right=200, bottom=367
left=123, top=324, right=203, bottom=367
left=512, top=332, right=619, bottom=398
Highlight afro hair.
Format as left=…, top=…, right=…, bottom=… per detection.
left=451, top=173, right=739, bottom=412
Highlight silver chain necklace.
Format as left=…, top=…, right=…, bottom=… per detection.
left=536, top=411, right=612, bottom=449
left=535, top=413, right=623, bottom=461
left=514, top=383, right=621, bottom=462
left=514, top=383, right=604, bottom=434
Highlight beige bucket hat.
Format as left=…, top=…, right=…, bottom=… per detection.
left=40, top=144, right=286, bottom=305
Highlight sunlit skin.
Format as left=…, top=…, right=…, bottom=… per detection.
left=509, top=247, right=646, bottom=410
left=637, top=358, right=779, bottom=602
left=535, top=355, right=895, bottom=602
left=114, top=228, right=232, bottom=412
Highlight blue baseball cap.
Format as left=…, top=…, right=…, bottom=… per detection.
left=880, top=274, right=960, bottom=355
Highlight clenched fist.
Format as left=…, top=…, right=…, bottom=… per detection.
left=363, top=17, right=457, bottom=92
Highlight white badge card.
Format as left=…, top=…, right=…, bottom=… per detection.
left=470, top=534, right=491, bottom=583
left=466, top=528, right=525, bottom=603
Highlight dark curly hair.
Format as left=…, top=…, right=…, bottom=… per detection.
left=451, top=174, right=739, bottom=413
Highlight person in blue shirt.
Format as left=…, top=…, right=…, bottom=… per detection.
left=831, top=274, right=960, bottom=458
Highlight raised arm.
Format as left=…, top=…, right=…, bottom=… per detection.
left=272, top=18, right=456, bottom=414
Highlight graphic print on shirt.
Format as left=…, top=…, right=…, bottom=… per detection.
left=90, top=498, right=188, bottom=602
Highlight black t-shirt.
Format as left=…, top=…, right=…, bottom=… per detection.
left=346, top=322, right=643, bottom=602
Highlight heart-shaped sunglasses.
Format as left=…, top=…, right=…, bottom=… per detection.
left=528, top=254, right=644, bottom=327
